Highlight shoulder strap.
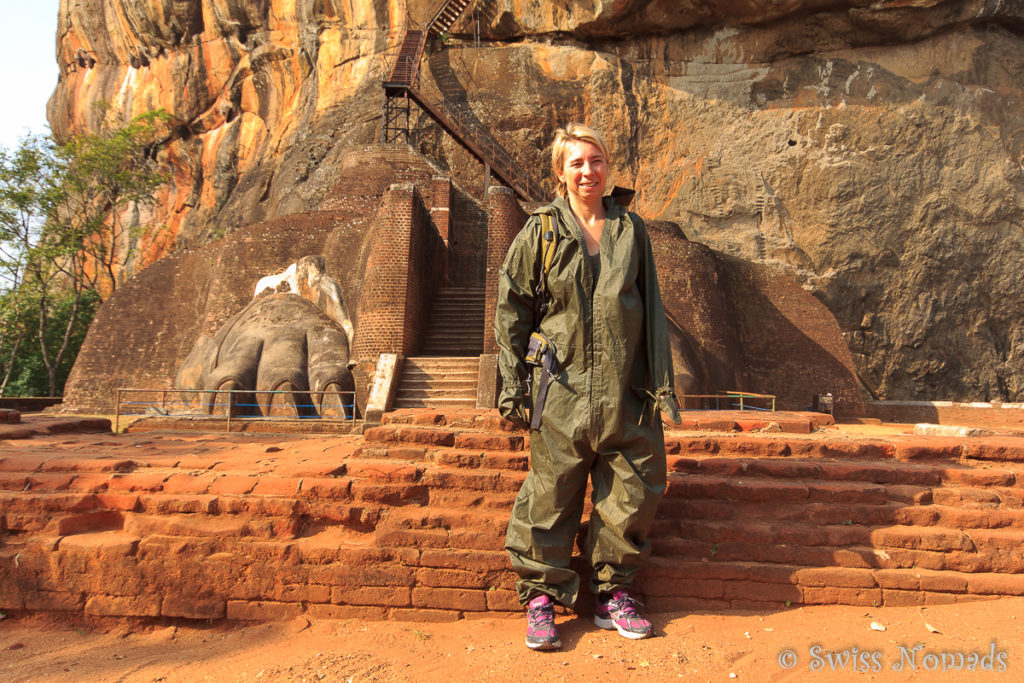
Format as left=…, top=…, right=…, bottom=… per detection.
left=534, top=213, right=559, bottom=324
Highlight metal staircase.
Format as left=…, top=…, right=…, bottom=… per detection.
left=427, top=0, right=474, bottom=37
left=381, top=2, right=545, bottom=202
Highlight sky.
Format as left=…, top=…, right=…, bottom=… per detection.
left=0, top=2, right=61, bottom=151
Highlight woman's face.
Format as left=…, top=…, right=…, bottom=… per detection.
left=558, top=139, right=608, bottom=204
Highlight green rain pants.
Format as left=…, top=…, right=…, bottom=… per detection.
left=505, top=425, right=667, bottom=607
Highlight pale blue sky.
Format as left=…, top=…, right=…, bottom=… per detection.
left=1, top=2, right=60, bottom=150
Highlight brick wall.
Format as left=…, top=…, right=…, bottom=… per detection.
left=448, top=187, right=489, bottom=287
left=63, top=145, right=452, bottom=414
left=61, top=140, right=866, bottom=418
left=865, top=401, right=1024, bottom=429
left=429, top=176, right=451, bottom=241
left=483, top=186, right=528, bottom=354
left=353, top=184, right=446, bottom=361
left=649, top=231, right=748, bottom=405
left=720, top=256, right=866, bottom=416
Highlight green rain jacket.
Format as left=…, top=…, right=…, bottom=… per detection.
left=495, top=195, right=680, bottom=439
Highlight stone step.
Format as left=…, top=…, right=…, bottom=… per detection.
left=391, top=397, right=479, bottom=410
left=398, top=374, right=479, bottom=385
left=397, top=385, right=481, bottom=395
left=417, top=348, right=483, bottom=357
left=7, top=422, right=1024, bottom=623
left=639, top=557, right=1024, bottom=608
left=394, top=389, right=477, bottom=400
left=417, top=288, right=485, bottom=359
left=429, top=303, right=483, bottom=311
left=421, top=323, right=484, bottom=333
left=403, top=357, right=480, bottom=369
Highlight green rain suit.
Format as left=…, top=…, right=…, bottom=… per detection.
left=494, top=194, right=681, bottom=607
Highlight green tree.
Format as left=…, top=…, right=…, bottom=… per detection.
left=0, top=109, right=168, bottom=396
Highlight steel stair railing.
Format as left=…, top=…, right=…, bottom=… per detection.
left=381, top=1, right=546, bottom=202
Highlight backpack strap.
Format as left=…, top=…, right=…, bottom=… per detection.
left=533, top=213, right=559, bottom=324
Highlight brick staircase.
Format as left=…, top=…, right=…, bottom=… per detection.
left=419, top=286, right=484, bottom=356
left=4, top=413, right=1024, bottom=622
left=392, top=357, right=479, bottom=410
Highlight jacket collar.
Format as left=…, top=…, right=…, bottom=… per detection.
left=540, top=194, right=626, bottom=228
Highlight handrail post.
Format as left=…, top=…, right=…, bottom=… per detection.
left=115, top=389, right=121, bottom=434
left=226, top=390, right=231, bottom=433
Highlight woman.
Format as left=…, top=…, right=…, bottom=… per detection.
left=494, top=123, right=681, bottom=650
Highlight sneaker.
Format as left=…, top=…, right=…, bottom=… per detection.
left=594, top=590, right=654, bottom=639
left=525, top=594, right=561, bottom=650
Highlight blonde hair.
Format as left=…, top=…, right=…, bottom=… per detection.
left=551, top=123, right=611, bottom=198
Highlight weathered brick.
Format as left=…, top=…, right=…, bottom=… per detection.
left=47, top=511, right=124, bottom=537
left=800, top=586, right=882, bottom=606
left=485, top=589, right=521, bottom=612
left=966, top=573, right=1024, bottom=595
left=69, top=473, right=111, bottom=493
left=939, top=467, right=1015, bottom=487
left=137, top=494, right=217, bottom=514
left=881, top=589, right=927, bottom=606
left=314, top=564, right=416, bottom=589
left=22, top=590, right=83, bottom=612
left=807, top=482, right=887, bottom=504
left=344, top=460, right=422, bottom=482
left=299, top=477, right=353, bottom=500
left=227, top=600, right=304, bottom=621
left=0, top=456, right=43, bottom=472
left=416, top=567, right=505, bottom=590
left=795, top=567, right=877, bottom=589
left=352, top=481, right=428, bottom=505
left=333, top=586, right=411, bottom=607
left=870, top=527, right=972, bottom=553
left=251, top=477, right=302, bottom=496
left=59, top=531, right=138, bottom=557
left=162, top=473, right=218, bottom=494
left=412, top=586, right=486, bottom=611
left=162, top=596, right=226, bottom=619
left=85, top=594, right=161, bottom=617
left=448, top=528, right=505, bottom=551
left=418, top=549, right=510, bottom=572
left=25, top=474, right=75, bottom=492
left=209, top=475, right=259, bottom=495
left=95, top=493, right=140, bottom=511
left=107, top=472, right=169, bottom=492
left=453, top=433, right=524, bottom=451
left=305, top=603, right=387, bottom=621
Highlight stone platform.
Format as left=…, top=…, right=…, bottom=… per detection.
left=2, top=409, right=1024, bottom=622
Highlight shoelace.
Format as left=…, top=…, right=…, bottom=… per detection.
left=528, top=604, right=555, bottom=629
left=608, top=593, right=645, bottom=617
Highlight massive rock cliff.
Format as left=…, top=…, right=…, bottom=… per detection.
left=49, top=0, right=1024, bottom=402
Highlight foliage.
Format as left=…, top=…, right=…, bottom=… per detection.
left=54, top=105, right=170, bottom=295
left=0, top=106, right=169, bottom=396
left=0, top=288, right=99, bottom=396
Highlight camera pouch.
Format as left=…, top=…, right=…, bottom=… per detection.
left=523, top=332, right=557, bottom=430
left=525, top=332, right=554, bottom=367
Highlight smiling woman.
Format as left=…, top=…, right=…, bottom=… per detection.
left=494, top=122, right=682, bottom=651
left=0, top=3, right=59, bottom=150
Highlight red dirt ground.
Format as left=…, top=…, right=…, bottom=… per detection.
left=2, top=597, right=1022, bottom=681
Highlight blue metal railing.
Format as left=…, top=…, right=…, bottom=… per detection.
left=114, top=387, right=359, bottom=432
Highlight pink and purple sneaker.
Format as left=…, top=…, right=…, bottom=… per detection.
left=594, top=590, right=654, bottom=639
left=525, top=594, right=561, bottom=650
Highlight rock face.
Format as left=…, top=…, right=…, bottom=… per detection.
left=50, top=0, right=1024, bottom=402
